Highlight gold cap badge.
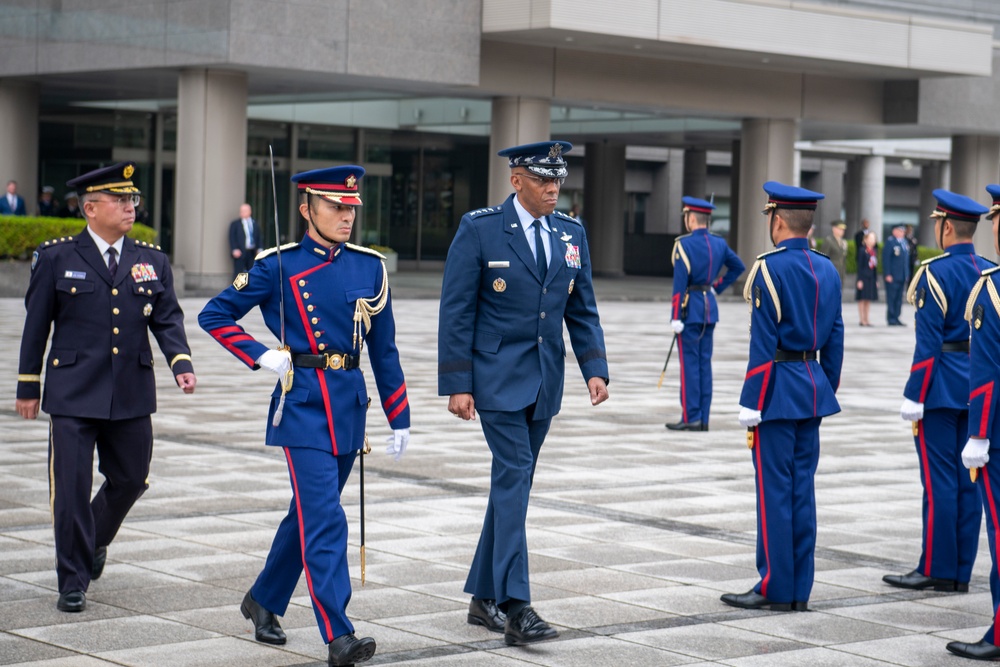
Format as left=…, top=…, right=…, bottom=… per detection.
left=123, top=164, right=134, bottom=179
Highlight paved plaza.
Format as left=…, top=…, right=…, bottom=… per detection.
left=0, top=273, right=994, bottom=666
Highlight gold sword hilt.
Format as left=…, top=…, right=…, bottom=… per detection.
left=747, top=426, right=756, bottom=449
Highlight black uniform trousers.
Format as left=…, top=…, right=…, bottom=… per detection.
left=49, top=415, right=153, bottom=593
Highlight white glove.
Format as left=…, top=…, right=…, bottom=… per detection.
left=257, top=349, right=291, bottom=377
left=711, top=286, right=717, bottom=296
left=385, top=428, right=410, bottom=461
left=962, top=437, right=990, bottom=470
left=900, top=398, right=924, bottom=422
left=739, top=407, right=762, bottom=428
left=670, top=320, right=685, bottom=334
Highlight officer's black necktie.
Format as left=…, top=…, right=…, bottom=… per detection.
left=533, top=219, right=547, bottom=280
left=107, top=247, right=118, bottom=281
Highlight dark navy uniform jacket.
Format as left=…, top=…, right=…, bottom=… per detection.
left=199, top=235, right=409, bottom=454
left=740, top=238, right=844, bottom=421
left=882, top=235, right=910, bottom=282
left=16, top=229, right=194, bottom=419
left=905, top=244, right=994, bottom=409
left=438, top=194, right=608, bottom=418
left=671, top=229, right=745, bottom=324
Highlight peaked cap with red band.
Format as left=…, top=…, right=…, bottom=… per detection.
left=930, top=188, right=986, bottom=223
left=681, top=195, right=715, bottom=214
left=762, top=181, right=824, bottom=212
left=985, top=184, right=1000, bottom=216
left=291, top=165, right=365, bottom=206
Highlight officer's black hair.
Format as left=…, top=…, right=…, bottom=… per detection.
left=686, top=211, right=711, bottom=229
left=777, top=208, right=814, bottom=234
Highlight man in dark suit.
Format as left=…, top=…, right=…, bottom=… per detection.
left=15, top=161, right=197, bottom=613
left=228, top=203, right=261, bottom=279
left=439, top=140, right=609, bottom=647
left=1, top=179, right=27, bottom=215
left=882, top=223, right=910, bottom=325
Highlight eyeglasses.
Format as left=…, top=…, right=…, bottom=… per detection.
left=519, top=173, right=565, bottom=187
left=95, top=194, right=140, bottom=208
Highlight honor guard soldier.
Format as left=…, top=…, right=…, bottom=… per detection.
left=952, top=184, right=1000, bottom=661
left=199, top=166, right=410, bottom=667
left=723, top=181, right=844, bottom=612
left=438, top=141, right=609, bottom=646
left=885, top=189, right=994, bottom=595
left=15, top=162, right=197, bottom=613
left=667, top=196, right=745, bottom=431
left=882, top=223, right=911, bottom=326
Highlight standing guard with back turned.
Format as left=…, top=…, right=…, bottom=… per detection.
left=199, top=166, right=410, bottom=667
left=723, top=181, right=844, bottom=612
left=884, top=189, right=994, bottom=595
left=667, top=196, right=745, bottom=431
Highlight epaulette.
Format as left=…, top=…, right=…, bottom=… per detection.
left=344, top=242, right=385, bottom=260
left=756, top=247, right=786, bottom=260
left=674, top=232, right=692, bottom=241
left=982, top=265, right=1000, bottom=277
left=39, top=235, right=76, bottom=248
left=134, top=239, right=164, bottom=251
left=809, top=248, right=829, bottom=259
left=255, top=242, right=299, bottom=260
left=468, top=206, right=501, bottom=217
left=552, top=210, right=580, bottom=224
left=920, top=252, right=949, bottom=266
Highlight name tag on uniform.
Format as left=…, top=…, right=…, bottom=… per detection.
left=63, top=270, right=86, bottom=279
left=488, top=261, right=510, bottom=268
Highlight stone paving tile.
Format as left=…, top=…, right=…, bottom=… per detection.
left=14, top=614, right=219, bottom=653
left=0, top=633, right=77, bottom=665
left=621, top=622, right=811, bottom=661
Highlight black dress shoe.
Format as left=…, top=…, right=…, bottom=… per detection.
left=882, top=570, right=963, bottom=592
left=92, top=546, right=107, bottom=580
left=240, top=589, right=286, bottom=645
left=946, top=639, right=1000, bottom=660
left=720, top=590, right=791, bottom=611
left=504, top=605, right=558, bottom=646
left=57, top=590, right=86, bottom=613
left=665, top=421, right=708, bottom=431
left=327, top=633, right=376, bottom=666
left=791, top=601, right=809, bottom=611
left=467, top=597, right=505, bottom=633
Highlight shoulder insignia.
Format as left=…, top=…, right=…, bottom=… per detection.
left=132, top=238, right=165, bottom=252
left=233, top=272, right=249, bottom=291
left=978, top=255, right=998, bottom=267
left=674, top=232, right=691, bottom=241
left=742, top=256, right=782, bottom=322
left=469, top=206, right=501, bottom=217
left=809, top=248, right=830, bottom=259
left=553, top=210, right=579, bottom=223
left=920, top=252, right=949, bottom=266
left=756, top=247, right=786, bottom=260
left=344, top=242, right=386, bottom=260
left=982, top=265, right=1000, bottom=277
left=906, top=264, right=925, bottom=305
left=255, top=242, right=300, bottom=260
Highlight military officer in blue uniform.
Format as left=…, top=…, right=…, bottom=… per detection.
left=15, top=162, right=197, bottom=613
left=199, top=166, right=409, bottom=667
left=667, top=196, right=745, bottom=431
left=884, top=190, right=994, bottom=595
left=882, top=223, right=910, bottom=326
left=438, top=141, right=609, bottom=646
left=952, top=184, right=1000, bottom=661
left=722, top=182, right=844, bottom=612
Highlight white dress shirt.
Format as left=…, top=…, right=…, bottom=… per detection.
left=512, top=195, right=551, bottom=265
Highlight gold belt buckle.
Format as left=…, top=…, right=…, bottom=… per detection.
left=325, top=353, right=345, bottom=370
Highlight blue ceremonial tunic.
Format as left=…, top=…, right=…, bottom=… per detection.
left=670, top=228, right=744, bottom=425
left=903, top=243, right=993, bottom=584
left=739, top=237, right=844, bottom=604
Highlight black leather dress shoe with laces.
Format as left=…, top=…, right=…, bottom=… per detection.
left=57, top=590, right=86, bottom=613
left=665, top=421, right=708, bottom=431
left=240, top=590, right=286, bottom=645
left=946, top=639, right=1000, bottom=660
left=504, top=606, right=559, bottom=646
left=720, top=590, right=791, bottom=611
left=882, top=569, right=965, bottom=592
left=327, top=633, right=376, bottom=666
left=467, top=597, right=505, bottom=633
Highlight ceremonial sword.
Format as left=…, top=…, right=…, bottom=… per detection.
left=269, top=145, right=293, bottom=427
left=657, top=333, right=678, bottom=389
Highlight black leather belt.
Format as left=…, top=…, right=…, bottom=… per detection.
left=775, top=350, right=818, bottom=362
left=941, top=341, right=970, bottom=353
left=687, top=285, right=711, bottom=292
left=292, top=352, right=360, bottom=370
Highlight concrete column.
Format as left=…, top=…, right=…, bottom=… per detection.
left=918, top=162, right=944, bottom=248
left=645, top=161, right=671, bottom=234
left=844, top=158, right=862, bottom=235
left=859, top=155, right=886, bottom=240
left=488, top=97, right=550, bottom=205
left=666, top=148, right=685, bottom=234
left=682, top=148, right=707, bottom=199
left=735, top=118, right=797, bottom=268
left=583, top=141, right=626, bottom=276
left=814, top=159, right=846, bottom=239
left=730, top=139, right=741, bottom=250
left=950, top=135, right=1000, bottom=256
left=174, top=69, right=248, bottom=292
left=0, top=81, right=39, bottom=216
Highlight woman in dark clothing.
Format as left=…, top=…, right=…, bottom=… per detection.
left=856, top=231, right=879, bottom=326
